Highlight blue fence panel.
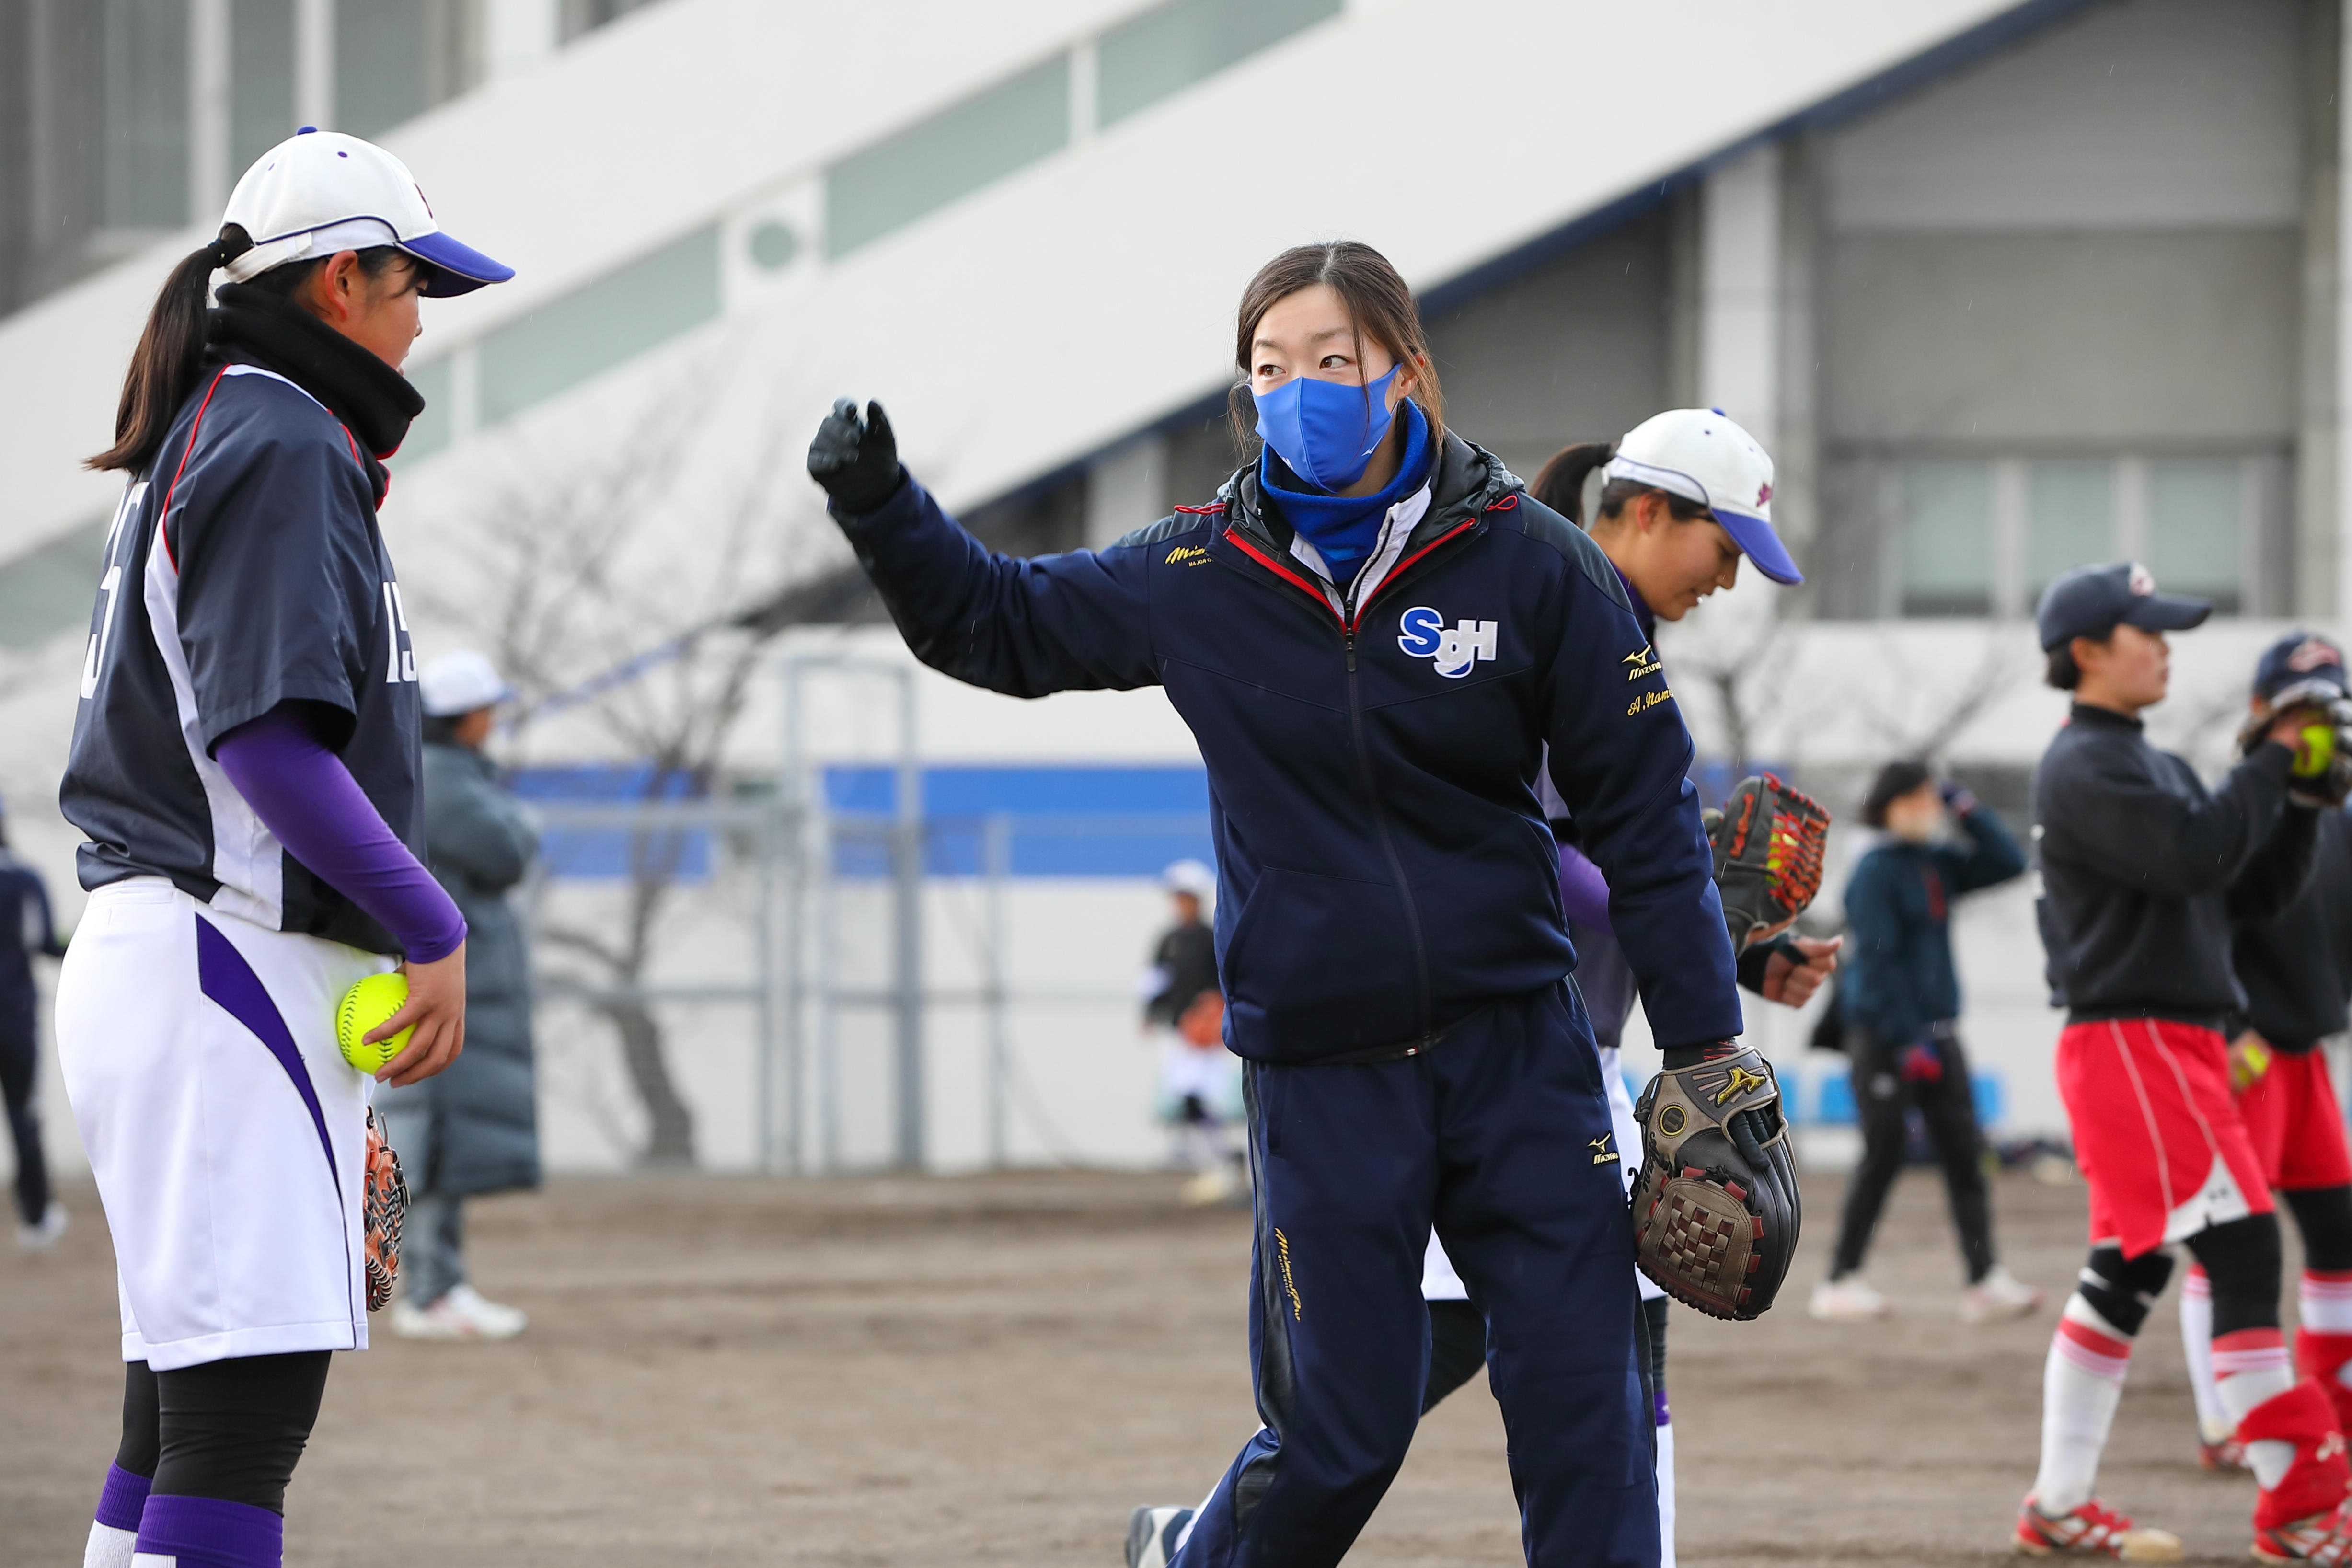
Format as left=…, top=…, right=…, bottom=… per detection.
left=513, top=764, right=713, bottom=881
left=824, top=764, right=1213, bottom=878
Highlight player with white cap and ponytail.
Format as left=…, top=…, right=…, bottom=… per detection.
left=57, top=127, right=509, bottom=1568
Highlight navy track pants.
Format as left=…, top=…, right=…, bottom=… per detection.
left=1175, top=980, right=1658, bottom=1568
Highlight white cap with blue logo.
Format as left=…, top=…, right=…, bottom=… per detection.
left=1603, top=408, right=1799, bottom=585
left=220, top=127, right=513, bottom=297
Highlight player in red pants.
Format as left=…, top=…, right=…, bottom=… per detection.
left=2183, top=634, right=2352, bottom=1474
left=2023, top=566, right=2340, bottom=1563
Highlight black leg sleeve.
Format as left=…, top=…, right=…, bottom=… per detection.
left=2183, top=1213, right=2285, bottom=1337
left=151, top=1351, right=332, bottom=1514
left=115, top=1360, right=161, bottom=1480
left=2285, top=1184, right=2352, bottom=1274
left=1919, top=1037, right=1995, bottom=1284
left=1421, top=1299, right=1487, bottom=1414
left=0, top=1020, right=46, bottom=1227
left=1830, top=1031, right=1908, bottom=1279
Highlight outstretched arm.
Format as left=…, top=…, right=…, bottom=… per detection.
left=813, top=400, right=1161, bottom=698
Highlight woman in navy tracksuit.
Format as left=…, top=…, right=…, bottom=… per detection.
left=808, top=242, right=1748, bottom=1568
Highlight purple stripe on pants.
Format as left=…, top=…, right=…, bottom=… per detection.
left=193, top=915, right=337, bottom=1187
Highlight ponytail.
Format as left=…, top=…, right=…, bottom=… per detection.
left=1532, top=438, right=1713, bottom=530
left=1531, top=441, right=1614, bottom=525
left=87, top=225, right=254, bottom=474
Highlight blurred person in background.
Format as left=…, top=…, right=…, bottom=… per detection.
left=1810, top=760, right=2035, bottom=1326
left=1142, top=858, right=1239, bottom=1203
left=0, top=796, right=69, bottom=1250
left=2178, top=632, right=2352, bottom=1474
left=382, top=651, right=541, bottom=1341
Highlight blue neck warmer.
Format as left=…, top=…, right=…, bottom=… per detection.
left=1258, top=400, right=1433, bottom=585
left=1610, top=561, right=1657, bottom=641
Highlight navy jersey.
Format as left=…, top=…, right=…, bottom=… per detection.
left=60, top=357, right=423, bottom=954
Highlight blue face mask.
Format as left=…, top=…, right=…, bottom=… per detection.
left=1253, top=364, right=1402, bottom=491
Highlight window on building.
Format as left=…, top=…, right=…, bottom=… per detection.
left=1097, top=0, right=1342, bottom=127
left=335, top=0, right=472, bottom=140
left=400, top=358, right=454, bottom=461
left=1885, top=451, right=2264, bottom=619
left=230, top=0, right=297, bottom=170
left=825, top=58, right=1070, bottom=258
left=2027, top=459, right=2113, bottom=600
left=477, top=224, right=720, bottom=425
left=1900, top=461, right=1994, bottom=616
left=2149, top=459, right=2243, bottom=612
left=99, top=0, right=191, bottom=231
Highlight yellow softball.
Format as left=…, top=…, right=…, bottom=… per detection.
left=2296, top=720, right=2338, bottom=780
left=336, top=972, right=414, bottom=1075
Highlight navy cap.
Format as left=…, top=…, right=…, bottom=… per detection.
left=2253, top=629, right=2350, bottom=707
left=2035, top=561, right=2210, bottom=651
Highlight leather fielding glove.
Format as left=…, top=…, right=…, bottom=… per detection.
left=808, top=397, right=907, bottom=513
left=1706, top=773, right=1832, bottom=956
left=1633, top=1043, right=1801, bottom=1321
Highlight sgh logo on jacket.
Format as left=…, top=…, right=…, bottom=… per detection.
left=1397, top=605, right=1498, bottom=678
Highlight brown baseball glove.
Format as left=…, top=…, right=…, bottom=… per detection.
left=1631, top=1045, right=1801, bottom=1320
left=362, top=1106, right=409, bottom=1313
left=1706, top=773, right=1831, bottom=956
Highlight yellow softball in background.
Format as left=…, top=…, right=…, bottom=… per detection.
left=2295, top=720, right=2338, bottom=780
left=336, top=972, right=413, bottom=1075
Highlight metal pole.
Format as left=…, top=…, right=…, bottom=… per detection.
left=892, top=669, right=925, bottom=1170
left=983, top=812, right=1012, bottom=1169
left=780, top=659, right=807, bottom=1176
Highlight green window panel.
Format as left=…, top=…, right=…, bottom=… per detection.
left=1902, top=460, right=1994, bottom=617
left=825, top=57, right=1069, bottom=258
left=99, top=0, right=191, bottom=229
left=336, top=0, right=428, bottom=140
left=0, top=517, right=112, bottom=652
left=398, top=358, right=454, bottom=462
left=478, top=225, right=721, bottom=426
left=2027, top=460, right=2114, bottom=597
left=1098, top=0, right=1341, bottom=127
left=230, top=0, right=296, bottom=171
left=2149, top=459, right=2242, bottom=611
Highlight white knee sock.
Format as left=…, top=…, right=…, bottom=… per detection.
left=2214, top=1329, right=2298, bottom=1490
left=1656, top=1419, right=1677, bottom=1568
left=2180, top=1266, right=2231, bottom=1441
left=2034, top=1298, right=2134, bottom=1514
left=83, top=1522, right=138, bottom=1568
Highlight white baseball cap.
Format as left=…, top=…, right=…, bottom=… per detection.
left=220, top=127, right=513, bottom=297
left=1162, top=859, right=1216, bottom=900
left=419, top=650, right=515, bottom=717
left=1602, top=408, right=1799, bottom=585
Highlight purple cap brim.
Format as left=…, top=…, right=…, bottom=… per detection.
left=1713, top=507, right=1803, bottom=586
left=401, top=230, right=514, bottom=296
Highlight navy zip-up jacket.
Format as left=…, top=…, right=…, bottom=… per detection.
left=2233, top=806, right=2352, bottom=1053
left=831, top=431, right=1742, bottom=1065
left=1839, top=803, right=2026, bottom=1047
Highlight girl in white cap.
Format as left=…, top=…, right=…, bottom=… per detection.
left=57, top=127, right=509, bottom=1568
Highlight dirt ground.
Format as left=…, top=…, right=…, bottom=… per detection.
left=0, top=1164, right=2296, bottom=1565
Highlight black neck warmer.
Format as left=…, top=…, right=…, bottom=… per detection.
left=208, top=283, right=426, bottom=459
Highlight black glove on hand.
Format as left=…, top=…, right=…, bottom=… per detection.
left=808, top=397, right=905, bottom=513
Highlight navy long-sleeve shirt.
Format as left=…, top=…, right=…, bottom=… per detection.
left=1839, top=802, right=2026, bottom=1046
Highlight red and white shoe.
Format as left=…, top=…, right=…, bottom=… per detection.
left=2014, top=1496, right=2183, bottom=1561
left=2255, top=1503, right=2352, bottom=1564
left=2202, top=1435, right=2250, bottom=1472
